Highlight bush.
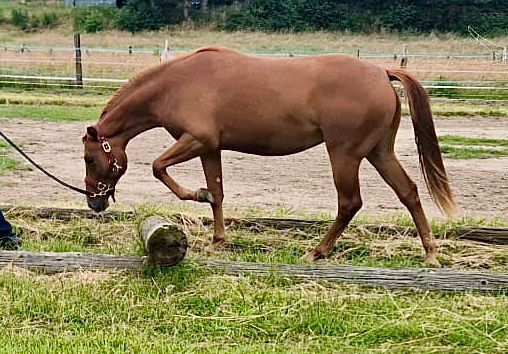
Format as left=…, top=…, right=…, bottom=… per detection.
left=116, top=1, right=165, bottom=32
left=11, top=9, right=29, bottom=30
left=222, top=0, right=363, bottom=32
left=222, top=0, right=508, bottom=35
left=74, top=7, right=118, bottom=33
left=42, top=12, right=59, bottom=29
left=115, top=0, right=186, bottom=33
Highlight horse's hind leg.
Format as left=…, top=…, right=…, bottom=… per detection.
left=303, top=153, right=362, bottom=261
left=200, top=151, right=226, bottom=251
left=367, top=148, right=440, bottom=267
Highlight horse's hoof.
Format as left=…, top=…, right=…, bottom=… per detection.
left=302, top=250, right=325, bottom=262
left=205, top=239, right=225, bottom=253
left=195, top=188, right=214, bottom=204
left=425, top=256, right=442, bottom=268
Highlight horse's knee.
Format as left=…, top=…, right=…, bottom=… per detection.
left=152, top=160, right=165, bottom=179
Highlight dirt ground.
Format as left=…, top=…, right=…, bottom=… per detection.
left=0, top=116, right=507, bottom=220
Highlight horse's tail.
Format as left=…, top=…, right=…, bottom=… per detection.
left=387, top=69, right=457, bottom=217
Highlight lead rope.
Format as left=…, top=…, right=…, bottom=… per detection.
left=0, top=130, right=90, bottom=197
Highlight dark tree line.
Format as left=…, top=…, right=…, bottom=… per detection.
left=73, top=0, right=507, bottom=35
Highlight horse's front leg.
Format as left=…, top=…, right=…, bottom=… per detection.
left=200, top=151, right=226, bottom=251
left=152, top=133, right=214, bottom=203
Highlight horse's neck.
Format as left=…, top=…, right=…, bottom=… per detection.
left=99, top=109, right=159, bottom=147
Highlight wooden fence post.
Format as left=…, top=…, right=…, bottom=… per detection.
left=400, top=44, right=408, bottom=68
left=74, top=33, right=83, bottom=88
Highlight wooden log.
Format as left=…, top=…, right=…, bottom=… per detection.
left=0, top=205, right=132, bottom=220
left=140, top=216, right=188, bottom=266
left=198, top=260, right=508, bottom=292
left=0, top=251, right=506, bottom=292
left=0, top=251, right=143, bottom=273
left=2, top=206, right=507, bottom=245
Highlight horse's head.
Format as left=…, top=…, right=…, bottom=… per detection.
left=82, top=125, right=127, bottom=212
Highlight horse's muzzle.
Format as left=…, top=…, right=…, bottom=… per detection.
left=87, top=196, right=110, bottom=212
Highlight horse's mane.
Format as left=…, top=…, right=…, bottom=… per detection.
left=99, top=47, right=223, bottom=119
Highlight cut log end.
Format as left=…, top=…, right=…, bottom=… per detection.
left=141, top=216, right=188, bottom=267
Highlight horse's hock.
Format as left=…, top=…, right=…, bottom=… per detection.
left=140, top=216, right=188, bottom=266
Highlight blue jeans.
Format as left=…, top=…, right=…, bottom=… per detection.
left=0, top=210, right=14, bottom=239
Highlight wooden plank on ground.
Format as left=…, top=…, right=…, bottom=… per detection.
left=2, top=205, right=507, bottom=245
left=1, top=251, right=506, bottom=292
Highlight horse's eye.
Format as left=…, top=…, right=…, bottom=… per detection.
left=84, top=156, right=94, bottom=165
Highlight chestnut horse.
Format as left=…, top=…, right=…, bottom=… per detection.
left=83, top=47, right=456, bottom=266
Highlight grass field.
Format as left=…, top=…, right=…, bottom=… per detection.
left=1, top=90, right=507, bottom=122
left=0, top=140, right=22, bottom=175
left=1, top=16, right=507, bottom=353
left=1, top=207, right=507, bottom=353
left=2, top=27, right=507, bottom=55
left=438, top=136, right=508, bottom=159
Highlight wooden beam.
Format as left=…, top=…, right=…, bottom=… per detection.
left=1, top=251, right=506, bottom=292
left=2, top=205, right=507, bottom=245
left=0, top=250, right=143, bottom=273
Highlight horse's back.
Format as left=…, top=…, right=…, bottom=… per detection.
left=167, top=47, right=398, bottom=156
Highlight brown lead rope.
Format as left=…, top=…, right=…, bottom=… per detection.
left=0, top=130, right=91, bottom=197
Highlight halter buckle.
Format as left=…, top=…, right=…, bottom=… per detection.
left=101, top=141, right=112, bottom=153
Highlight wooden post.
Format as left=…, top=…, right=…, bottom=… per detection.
left=357, top=49, right=360, bottom=58
left=400, top=44, right=408, bottom=68
left=74, top=33, right=83, bottom=88
left=183, top=0, right=189, bottom=21
left=140, top=216, right=188, bottom=266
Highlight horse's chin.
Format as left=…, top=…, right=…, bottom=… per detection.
left=87, top=196, right=110, bottom=212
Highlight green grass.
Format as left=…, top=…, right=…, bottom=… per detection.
left=1, top=207, right=507, bottom=352
left=438, top=135, right=508, bottom=159
left=8, top=207, right=508, bottom=271
left=0, top=91, right=506, bottom=124
left=429, top=102, right=508, bottom=118
left=439, top=136, right=508, bottom=148
left=0, top=268, right=507, bottom=353
left=0, top=104, right=100, bottom=122
left=0, top=140, right=23, bottom=175
left=0, top=91, right=108, bottom=107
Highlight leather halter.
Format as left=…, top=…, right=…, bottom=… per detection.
left=85, top=124, right=123, bottom=201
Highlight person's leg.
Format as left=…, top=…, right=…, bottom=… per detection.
left=0, top=210, right=20, bottom=250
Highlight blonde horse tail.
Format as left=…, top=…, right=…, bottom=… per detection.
left=387, top=69, right=457, bottom=217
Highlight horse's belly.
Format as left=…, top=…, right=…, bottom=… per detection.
left=220, top=124, right=323, bottom=156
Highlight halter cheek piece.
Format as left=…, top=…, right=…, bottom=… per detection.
left=85, top=124, right=123, bottom=201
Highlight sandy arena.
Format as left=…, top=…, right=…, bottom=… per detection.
left=1, top=116, right=507, bottom=220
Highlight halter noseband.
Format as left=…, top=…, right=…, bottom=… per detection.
left=85, top=124, right=123, bottom=201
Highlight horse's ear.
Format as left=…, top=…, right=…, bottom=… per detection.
left=87, top=126, right=98, bottom=141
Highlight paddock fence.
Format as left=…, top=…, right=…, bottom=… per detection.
left=1, top=42, right=508, bottom=100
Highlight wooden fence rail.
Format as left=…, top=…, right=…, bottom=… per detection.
left=1, top=251, right=507, bottom=292
left=2, top=205, right=507, bottom=245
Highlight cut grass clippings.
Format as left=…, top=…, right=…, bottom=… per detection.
left=438, top=135, right=508, bottom=159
